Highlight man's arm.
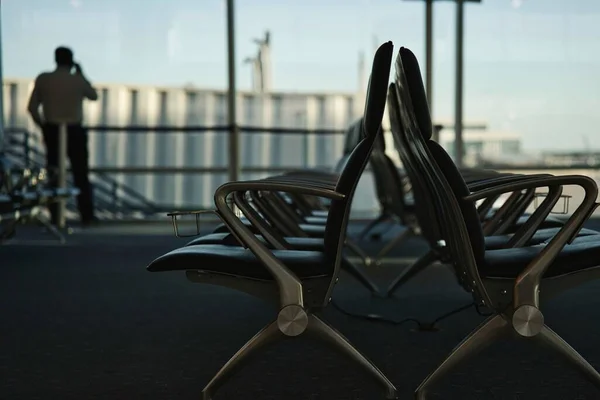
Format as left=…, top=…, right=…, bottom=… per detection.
left=27, top=76, right=44, bottom=128
left=81, top=77, right=98, bottom=101
left=74, top=63, right=98, bottom=101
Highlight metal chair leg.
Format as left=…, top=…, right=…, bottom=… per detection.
left=414, top=314, right=509, bottom=399
left=201, top=320, right=283, bottom=400
left=32, top=209, right=66, bottom=243
left=357, top=213, right=392, bottom=241
left=536, top=324, right=600, bottom=390
left=385, top=250, right=437, bottom=297
left=341, top=257, right=380, bottom=294
left=345, top=238, right=374, bottom=266
left=373, top=228, right=414, bottom=266
left=0, top=219, right=18, bottom=242
left=307, top=314, right=398, bottom=399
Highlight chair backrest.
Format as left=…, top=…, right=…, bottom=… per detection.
left=387, top=89, right=442, bottom=248
left=332, top=119, right=365, bottom=174
left=323, top=42, right=393, bottom=285
left=390, top=47, right=487, bottom=297
left=343, top=119, right=365, bottom=155
left=368, top=125, right=410, bottom=221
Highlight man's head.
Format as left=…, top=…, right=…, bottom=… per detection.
left=54, top=46, right=74, bottom=67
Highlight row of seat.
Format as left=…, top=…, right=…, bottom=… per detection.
left=204, top=104, right=571, bottom=297
left=146, top=42, right=600, bottom=399
left=195, top=122, right=554, bottom=295
left=0, top=157, right=79, bottom=243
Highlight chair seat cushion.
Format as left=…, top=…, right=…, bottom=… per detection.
left=298, top=223, right=326, bottom=236
left=484, top=227, right=598, bottom=250
left=303, top=216, right=327, bottom=225
left=483, top=234, right=600, bottom=278
left=187, top=233, right=325, bottom=250
left=197, top=227, right=598, bottom=253
left=211, top=218, right=577, bottom=250
left=517, top=215, right=564, bottom=229
left=483, top=213, right=565, bottom=232
left=212, top=221, right=326, bottom=238
left=147, top=244, right=330, bottom=280
left=213, top=213, right=564, bottom=239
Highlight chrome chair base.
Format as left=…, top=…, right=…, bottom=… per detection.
left=201, top=313, right=398, bottom=400
left=414, top=313, right=600, bottom=399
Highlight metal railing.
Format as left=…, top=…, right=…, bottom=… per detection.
left=11, top=124, right=348, bottom=175
left=3, top=125, right=350, bottom=220
left=4, top=130, right=160, bottom=216
left=5, top=124, right=600, bottom=221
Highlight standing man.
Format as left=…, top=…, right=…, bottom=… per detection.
left=27, top=46, right=98, bottom=227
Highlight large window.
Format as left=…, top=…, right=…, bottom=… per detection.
left=3, top=0, right=598, bottom=211
left=449, top=1, right=600, bottom=157
left=3, top=0, right=226, bottom=88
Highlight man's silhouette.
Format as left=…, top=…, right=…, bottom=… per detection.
left=27, top=46, right=98, bottom=226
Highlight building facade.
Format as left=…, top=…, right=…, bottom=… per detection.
left=3, top=79, right=370, bottom=210
left=2, top=78, right=521, bottom=214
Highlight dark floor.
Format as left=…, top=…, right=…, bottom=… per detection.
left=2, top=219, right=600, bottom=400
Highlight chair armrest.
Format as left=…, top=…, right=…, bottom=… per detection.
left=467, top=174, right=552, bottom=192
left=482, top=190, right=529, bottom=236
left=464, top=175, right=580, bottom=203
left=214, top=179, right=345, bottom=308
left=233, top=191, right=289, bottom=250
left=463, top=173, right=513, bottom=184
left=465, top=176, right=588, bottom=238
left=223, top=180, right=345, bottom=201
left=262, top=175, right=338, bottom=190
left=511, top=175, right=599, bottom=309
left=506, top=185, right=563, bottom=247
left=283, top=168, right=333, bottom=176
left=476, top=195, right=501, bottom=221
left=469, top=174, right=554, bottom=235
left=248, top=190, right=305, bottom=238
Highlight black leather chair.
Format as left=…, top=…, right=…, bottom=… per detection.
left=210, top=122, right=567, bottom=273
left=272, top=122, right=363, bottom=219
left=382, top=58, right=598, bottom=298
left=185, top=164, right=384, bottom=293
left=390, top=46, right=600, bottom=398
left=185, top=119, right=391, bottom=293
left=209, top=120, right=364, bottom=234
left=146, top=42, right=398, bottom=400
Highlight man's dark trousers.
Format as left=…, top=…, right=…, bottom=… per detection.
left=42, top=123, right=95, bottom=225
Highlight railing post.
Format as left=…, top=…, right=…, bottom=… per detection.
left=56, top=122, right=68, bottom=228
left=23, top=130, right=31, bottom=168
left=226, top=0, right=240, bottom=183
left=425, top=0, right=435, bottom=141
left=111, top=181, right=118, bottom=213
left=434, top=124, right=443, bottom=143
left=454, top=0, right=465, bottom=167
left=0, top=1, right=4, bottom=154
left=303, top=135, right=309, bottom=167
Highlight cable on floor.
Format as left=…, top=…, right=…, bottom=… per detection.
left=330, top=298, right=493, bottom=332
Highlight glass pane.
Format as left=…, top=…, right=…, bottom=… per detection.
left=5, top=1, right=596, bottom=216
left=2, top=0, right=227, bottom=212
left=456, top=0, right=599, bottom=166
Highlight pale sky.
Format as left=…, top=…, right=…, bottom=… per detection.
left=2, top=0, right=600, bottom=151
